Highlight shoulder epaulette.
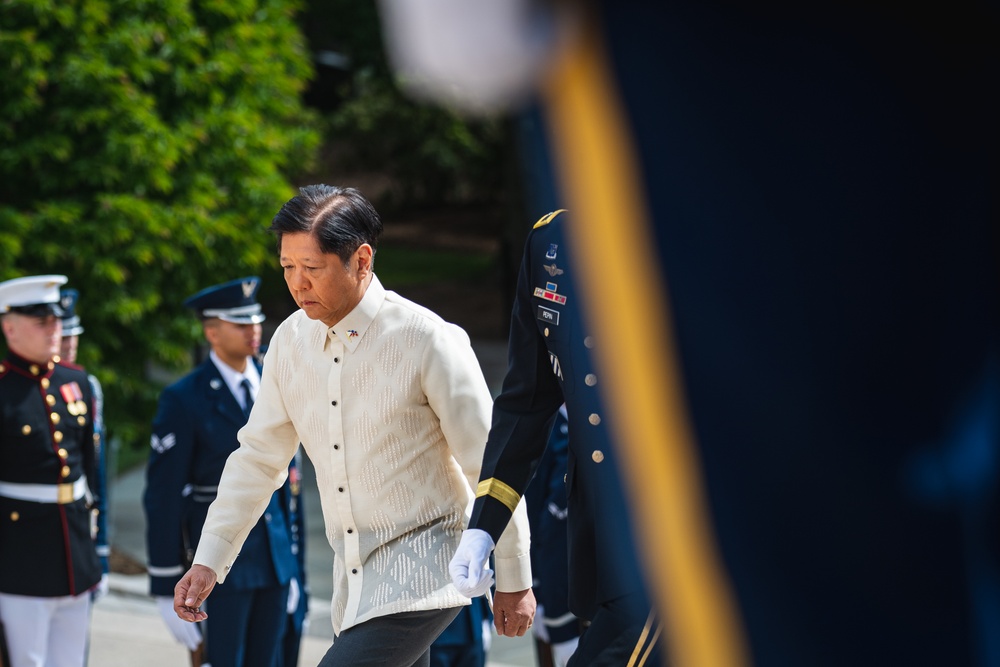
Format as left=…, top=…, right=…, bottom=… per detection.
left=533, top=209, right=567, bottom=229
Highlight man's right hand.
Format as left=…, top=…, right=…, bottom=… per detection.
left=449, top=528, right=496, bottom=597
left=155, top=596, right=202, bottom=650
left=173, top=564, right=217, bottom=623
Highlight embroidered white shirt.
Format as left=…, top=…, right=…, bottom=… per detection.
left=194, top=275, right=531, bottom=634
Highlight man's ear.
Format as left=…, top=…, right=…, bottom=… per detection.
left=356, top=244, right=374, bottom=276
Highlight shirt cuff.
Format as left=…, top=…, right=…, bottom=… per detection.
left=494, top=550, right=532, bottom=592
left=192, top=532, right=238, bottom=584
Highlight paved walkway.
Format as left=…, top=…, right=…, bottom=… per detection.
left=92, top=339, right=536, bottom=666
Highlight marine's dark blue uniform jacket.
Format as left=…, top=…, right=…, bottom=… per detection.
left=470, top=212, right=647, bottom=621
left=0, top=352, right=101, bottom=597
left=143, top=358, right=299, bottom=596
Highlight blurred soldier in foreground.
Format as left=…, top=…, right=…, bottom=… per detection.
left=381, top=1, right=998, bottom=665
left=143, top=277, right=304, bottom=667
left=0, top=275, right=102, bottom=667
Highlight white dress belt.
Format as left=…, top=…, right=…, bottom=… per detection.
left=0, top=477, right=88, bottom=504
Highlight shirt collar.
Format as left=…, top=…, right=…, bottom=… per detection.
left=209, top=349, right=259, bottom=398
left=326, top=273, right=385, bottom=352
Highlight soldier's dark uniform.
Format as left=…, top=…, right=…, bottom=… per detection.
left=469, top=212, right=662, bottom=665
left=0, top=351, right=101, bottom=596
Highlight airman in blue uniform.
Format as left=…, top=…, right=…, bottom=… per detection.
left=0, top=275, right=103, bottom=667
left=453, top=212, right=663, bottom=665
left=143, top=277, right=305, bottom=667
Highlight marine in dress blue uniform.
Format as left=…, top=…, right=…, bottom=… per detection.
left=143, top=277, right=305, bottom=667
left=0, top=275, right=102, bottom=667
left=466, top=212, right=662, bottom=665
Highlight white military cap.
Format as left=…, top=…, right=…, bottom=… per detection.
left=0, top=275, right=69, bottom=316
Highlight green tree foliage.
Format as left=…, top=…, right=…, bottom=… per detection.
left=0, top=0, right=320, bottom=453
left=301, top=0, right=510, bottom=210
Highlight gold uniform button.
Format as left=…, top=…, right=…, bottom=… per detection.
left=584, top=336, right=595, bottom=349
left=61, top=465, right=71, bottom=478
left=589, top=413, right=601, bottom=426
left=93, top=434, right=100, bottom=442
left=0, top=363, right=5, bottom=373
left=77, top=416, right=86, bottom=426
left=29, top=364, right=39, bottom=376
left=50, top=413, right=60, bottom=425
left=592, top=450, right=605, bottom=463
left=47, top=361, right=55, bottom=370
left=46, top=395, right=56, bottom=407
left=51, top=356, right=60, bottom=364
left=58, top=448, right=68, bottom=459
left=585, top=373, right=597, bottom=386
left=53, top=431, right=63, bottom=443
left=41, top=378, right=50, bottom=389
left=544, top=327, right=549, bottom=337
left=21, top=424, right=31, bottom=436
left=10, top=512, right=19, bottom=522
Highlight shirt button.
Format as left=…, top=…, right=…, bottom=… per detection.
left=338, top=487, right=344, bottom=492
left=331, top=400, right=338, bottom=406
left=585, top=374, right=597, bottom=386
left=334, top=444, right=340, bottom=450
left=352, top=569, right=358, bottom=574
left=592, top=450, right=605, bottom=463
left=334, top=357, right=340, bottom=363
left=584, top=336, right=595, bottom=349
left=347, top=528, right=353, bottom=534
left=265, top=513, right=272, bottom=522
left=589, top=413, right=601, bottom=426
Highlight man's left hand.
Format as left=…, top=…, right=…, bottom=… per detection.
left=492, top=588, right=536, bottom=637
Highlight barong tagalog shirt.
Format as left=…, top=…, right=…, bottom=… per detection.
left=194, top=275, right=531, bottom=634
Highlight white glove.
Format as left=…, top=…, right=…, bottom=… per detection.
left=91, top=574, right=110, bottom=601
left=449, top=529, right=495, bottom=598
left=552, top=637, right=580, bottom=667
left=156, top=596, right=202, bottom=650
left=287, top=577, right=300, bottom=614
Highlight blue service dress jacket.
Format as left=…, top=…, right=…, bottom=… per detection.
left=470, top=212, right=648, bottom=621
left=143, top=358, right=298, bottom=596
left=0, top=352, right=102, bottom=597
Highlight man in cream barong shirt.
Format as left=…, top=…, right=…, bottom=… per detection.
left=173, top=185, right=535, bottom=666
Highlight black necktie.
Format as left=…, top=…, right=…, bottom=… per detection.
left=241, top=378, right=254, bottom=418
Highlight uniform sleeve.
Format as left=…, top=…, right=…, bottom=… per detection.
left=421, top=321, right=533, bottom=592
left=193, top=328, right=300, bottom=583
left=143, top=384, right=196, bottom=596
left=470, top=230, right=564, bottom=544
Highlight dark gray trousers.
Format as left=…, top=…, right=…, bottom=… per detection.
left=318, top=607, right=462, bottom=667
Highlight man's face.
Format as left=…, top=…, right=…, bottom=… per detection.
left=280, top=232, right=372, bottom=327
left=2, top=312, right=62, bottom=364
left=60, top=334, right=79, bottom=364
left=204, top=319, right=262, bottom=367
